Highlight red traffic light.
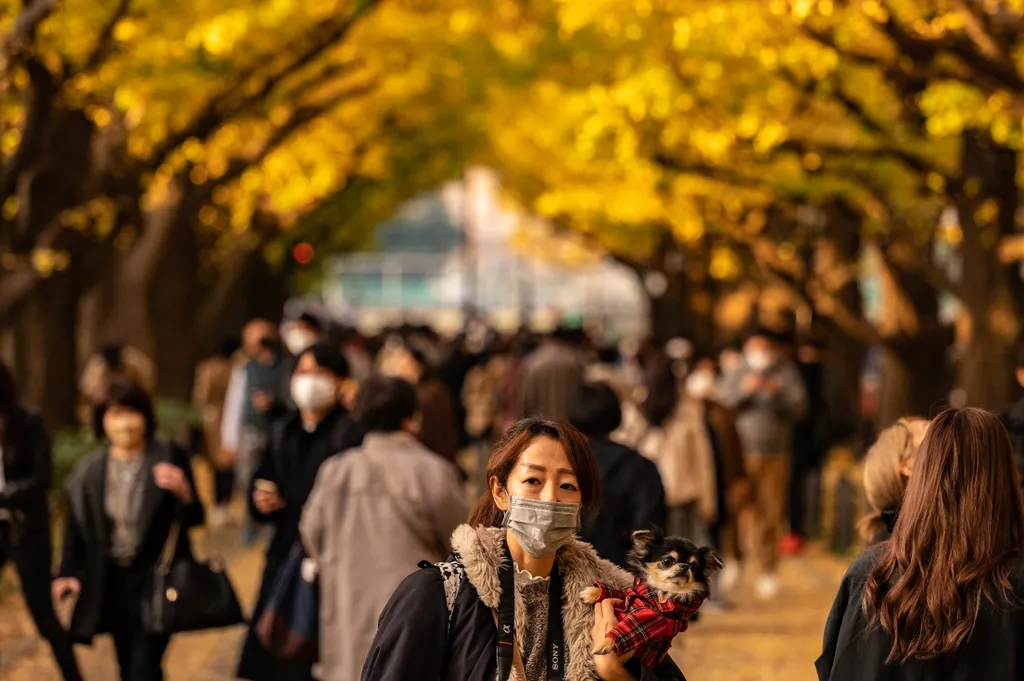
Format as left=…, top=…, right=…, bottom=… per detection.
left=292, top=242, right=314, bottom=265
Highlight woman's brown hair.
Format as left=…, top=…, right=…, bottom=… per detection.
left=861, top=407, right=1024, bottom=663
left=468, top=417, right=601, bottom=527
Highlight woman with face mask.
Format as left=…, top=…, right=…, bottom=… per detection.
left=362, top=417, right=687, bottom=681
left=0, top=363, right=83, bottom=681
left=56, top=379, right=203, bottom=681
left=238, top=342, right=364, bottom=681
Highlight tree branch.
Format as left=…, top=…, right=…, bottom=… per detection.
left=0, top=57, right=57, bottom=212
left=145, top=0, right=381, bottom=172
left=70, top=0, right=133, bottom=78
left=2, top=0, right=59, bottom=58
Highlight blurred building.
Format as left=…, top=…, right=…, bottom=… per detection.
left=323, top=168, right=646, bottom=337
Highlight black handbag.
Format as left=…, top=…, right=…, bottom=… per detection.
left=141, top=523, right=245, bottom=635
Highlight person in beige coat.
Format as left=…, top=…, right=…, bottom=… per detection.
left=299, top=375, right=468, bottom=681
left=638, top=362, right=717, bottom=545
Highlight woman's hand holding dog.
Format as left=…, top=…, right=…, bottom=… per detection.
left=591, top=599, right=635, bottom=681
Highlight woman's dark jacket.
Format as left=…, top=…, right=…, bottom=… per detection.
left=0, top=409, right=54, bottom=532
left=237, top=406, right=363, bottom=681
left=363, top=525, right=685, bottom=681
left=580, top=436, right=667, bottom=570
left=817, top=546, right=1024, bottom=681
left=59, top=440, right=204, bottom=643
left=1000, top=396, right=1024, bottom=487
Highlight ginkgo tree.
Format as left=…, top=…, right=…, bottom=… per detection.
left=0, top=0, right=540, bottom=423
left=486, top=0, right=1023, bottom=414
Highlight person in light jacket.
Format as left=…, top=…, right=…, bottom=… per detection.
left=638, top=362, right=717, bottom=545
left=300, top=374, right=468, bottom=681
left=715, top=327, right=806, bottom=600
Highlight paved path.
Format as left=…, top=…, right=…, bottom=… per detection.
left=2, top=539, right=847, bottom=681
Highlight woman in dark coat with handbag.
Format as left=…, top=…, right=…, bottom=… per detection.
left=0, top=363, right=83, bottom=681
left=237, top=343, right=363, bottom=681
left=56, top=379, right=204, bottom=681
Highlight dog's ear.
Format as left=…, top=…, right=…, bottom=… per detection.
left=698, top=547, right=724, bottom=574
left=631, top=529, right=656, bottom=552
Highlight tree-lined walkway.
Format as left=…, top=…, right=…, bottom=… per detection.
left=2, top=534, right=848, bottom=681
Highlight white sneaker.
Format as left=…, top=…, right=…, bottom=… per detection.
left=755, top=574, right=780, bottom=600
left=719, top=562, right=741, bottom=594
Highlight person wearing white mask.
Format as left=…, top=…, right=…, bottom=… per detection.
left=282, top=313, right=326, bottom=359
left=238, top=342, right=363, bottom=681
left=715, top=327, right=806, bottom=600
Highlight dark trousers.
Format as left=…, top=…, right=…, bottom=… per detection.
left=0, top=521, right=83, bottom=681
left=214, top=468, right=235, bottom=505
left=787, top=463, right=821, bottom=539
left=104, top=564, right=171, bottom=681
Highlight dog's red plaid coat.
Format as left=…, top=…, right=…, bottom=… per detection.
left=592, top=578, right=705, bottom=667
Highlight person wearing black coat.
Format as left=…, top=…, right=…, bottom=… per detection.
left=0, top=363, right=83, bottom=681
left=817, top=408, right=1024, bottom=681
left=784, top=341, right=832, bottom=550
left=569, top=382, right=667, bottom=569
left=57, top=379, right=204, bottom=681
left=362, top=417, right=685, bottom=681
left=237, top=343, right=364, bottom=681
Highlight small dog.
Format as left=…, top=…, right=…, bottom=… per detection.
left=581, top=528, right=722, bottom=668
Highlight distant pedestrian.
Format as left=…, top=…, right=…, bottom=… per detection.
left=221, top=319, right=289, bottom=543
left=300, top=375, right=466, bottom=681
left=685, top=357, right=748, bottom=596
left=78, top=344, right=156, bottom=427
left=715, top=327, right=806, bottom=600
left=380, top=344, right=459, bottom=464
left=818, top=408, right=1024, bottom=680
left=515, top=326, right=586, bottom=421
left=782, top=337, right=832, bottom=555
left=192, top=336, right=240, bottom=527
left=0, top=362, right=83, bottom=681
left=859, top=417, right=929, bottom=545
left=570, top=382, right=667, bottom=570
left=281, top=313, right=326, bottom=359
left=238, top=343, right=363, bottom=681
left=57, top=379, right=204, bottom=681
left=638, top=361, right=717, bottom=546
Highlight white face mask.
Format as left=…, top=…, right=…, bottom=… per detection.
left=685, top=371, right=715, bottom=399
left=291, top=374, right=338, bottom=413
left=284, top=329, right=318, bottom=356
left=745, top=350, right=774, bottom=372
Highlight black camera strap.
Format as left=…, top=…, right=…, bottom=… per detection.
left=496, top=542, right=565, bottom=681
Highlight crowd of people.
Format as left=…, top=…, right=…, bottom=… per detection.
left=2, top=310, right=1024, bottom=681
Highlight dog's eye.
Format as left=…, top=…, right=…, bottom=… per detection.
left=659, top=556, right=675, bottom=568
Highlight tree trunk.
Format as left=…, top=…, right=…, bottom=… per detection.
left=874, top=232, right=955, bottom=426
left=954, top=131, right=1020, bottom=409
left=877, top=336, right=952, bottom=427
left=17, top=274, right=82, bottom=429
left=148, top=220, right=203, bottom=400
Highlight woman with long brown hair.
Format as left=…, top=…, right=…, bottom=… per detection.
left=361, top=417, right=686, bottom=681
left=817, top=407, right=1024, bottom=680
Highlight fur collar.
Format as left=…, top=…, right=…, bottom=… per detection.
left=451, top=525, right=633, bottom=681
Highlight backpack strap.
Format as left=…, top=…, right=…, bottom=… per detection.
left=418, top=558, right=465, bottom=635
